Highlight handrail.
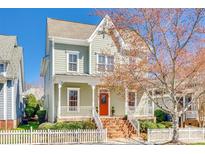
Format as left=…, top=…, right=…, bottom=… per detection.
left=93, top=109, right=104, bottom=130
left=128, top=115, right=140, bottom=135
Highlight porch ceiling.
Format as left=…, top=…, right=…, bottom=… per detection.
left=54, top=74, right=101, bottom=85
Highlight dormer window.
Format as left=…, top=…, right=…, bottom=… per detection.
left=67, top=51, right=79, bottom=72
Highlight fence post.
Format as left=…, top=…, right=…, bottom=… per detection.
left=30, top=127, right=33, bottom=144
left=147, top=129, right=150, bottom=143
left=188, top=127, right=190, bottom=143
left=105, top=128, right=107, bottom=143
left=169, top=128, right=172, bottom=140
left=47, top=129, right=50, bottom=145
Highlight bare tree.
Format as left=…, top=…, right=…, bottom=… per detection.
left=97, top=9, right=205, bottom=143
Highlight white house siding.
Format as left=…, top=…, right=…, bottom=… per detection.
left=54, top=43, right=89, bottom=74
left=6, top=80, right=12, bottom=119
left=0, top=84, right=4, bottom=119
left=91, top=33, right=118, bottom=73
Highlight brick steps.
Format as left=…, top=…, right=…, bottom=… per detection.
left=101, top=117, right=137, bottom=139
left=184, top=119, right=199, bottom=127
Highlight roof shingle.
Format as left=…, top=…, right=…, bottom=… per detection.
left=47, top=18, right=97, bottom=40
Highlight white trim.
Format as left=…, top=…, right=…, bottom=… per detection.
left=3, top=82, right=7, bottom=120
left=52, top=38, right=55, bottom=76
left=48, top=36, right=89, bottom=46
left=89, top=43, right=92, bottom=74
left=88, top=15, right=126, bottom=49
left=57, top=82, right=62, bottom=118
left=88, top=16, right=107, bottom=42
left=67, top=88, right=80, bottom=112
left=66, top=51, right=80, bottom=73
left=11, top=80, right=15, bottom=119
left=51, top=38, right=55, bottom=122
left=91, top=85, right=96, bottom=116
left=98, top=88, right=110, bottom=116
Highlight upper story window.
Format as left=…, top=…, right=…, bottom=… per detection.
left=97, top=54, right=114, bottom=72
left=0, top=64, right=5, bottom=75
left=67, top=51, right=79, bottom=72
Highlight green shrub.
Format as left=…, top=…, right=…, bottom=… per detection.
left=82, top=120, right=96, bottom=129
left=36, top=110, right=46, bottom=124
left=140, top=120, right=158, bottom=133
left=160, top=121, right=173, bottom=128
left=34, top=104, right=40, bottom=115
left=38, top=121, right=96, bottom=130
left=25, top=107, right=35, bottom=119
left=38, top=122, right=55, bottom=129
left=154, top=109, right=168, bottom=123
left=156, top=123, right=166, bottom=129
left=26, top=94, right=38, bottom=108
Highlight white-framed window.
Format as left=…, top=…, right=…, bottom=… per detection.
left=128, top=92, right=136, bottom=107
left=97, top=54, right=114, bottom=72
left=0, top=64, right=5, bottom=75
left=67, top=51, right=79, bottom=72
left=67, top=88, right=80, bottom=111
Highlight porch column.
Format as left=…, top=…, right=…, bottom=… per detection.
left=182, top=95, right=186, bottom=127
left=91, top=85, right=96, bottom=116
left=58, top=82, right=62, bottom=118
left=125, top=88, right=128, bottom=115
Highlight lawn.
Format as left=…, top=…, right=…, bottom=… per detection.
left=17, top=121, right=40, bottom=130
left=190, top=142, right=205, bottom=145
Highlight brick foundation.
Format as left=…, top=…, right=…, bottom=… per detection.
left=0, top=119, right=19, bottom=129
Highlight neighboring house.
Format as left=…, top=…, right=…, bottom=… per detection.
left=0, top=35, right=24, bottom=129
left=40, top=15, right=154, bottom=126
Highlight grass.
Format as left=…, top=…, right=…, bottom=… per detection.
left=17, top=121, right=40, bottom=130
left=190, top=142, right=205, bottom=145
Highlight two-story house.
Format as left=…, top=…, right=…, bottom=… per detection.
left=0, top=35, right=24, bottom=129
left=40, top=16, right=155, bottom=138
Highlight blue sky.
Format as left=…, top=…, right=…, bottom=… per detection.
left=0, top=8, right=101, bottom=84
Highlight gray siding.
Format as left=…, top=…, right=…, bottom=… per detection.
left=54, top=43, right=89, bottom=74
left=0, top=84, right=4, bottom=119
left=7, top=80, right=12, bottom=119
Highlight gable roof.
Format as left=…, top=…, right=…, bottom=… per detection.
left=0, top=35, right=23, bottom=79
left=47, top=18, right=97, bottom=40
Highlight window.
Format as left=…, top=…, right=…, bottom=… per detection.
left=67, top=88, right=80, bottom=111
left=7, top=80, right=12, bottom=88
left=97, top=54, right=114, bottom=72
left=67, top=51, right=79, bottom=72
left=98, top=55, right=106, bottom=72
left=107, top=56, right=114, bottom=72
left=128, top=92, right=136, bottom=107
left=0, top=64, right=5, bottom=74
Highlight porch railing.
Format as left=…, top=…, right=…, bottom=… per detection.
left=127, top=105, right=153, bottom=117
left=185, top=110, right=198, bottom=119
left=60, top=106, right=93, bottom=117
left=93, top=109, right=104, bottom=130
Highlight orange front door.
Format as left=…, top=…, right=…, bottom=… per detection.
left=99, top=93, right=109, bottom=116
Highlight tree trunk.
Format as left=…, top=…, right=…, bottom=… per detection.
left=171, top=114, right=180, bottom=143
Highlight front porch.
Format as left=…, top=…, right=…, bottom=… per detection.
left=53, top=74, right=155, bottom=121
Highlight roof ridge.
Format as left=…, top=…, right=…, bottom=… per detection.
left=47, top=17, right=97, bottom=26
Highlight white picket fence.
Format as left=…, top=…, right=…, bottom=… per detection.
left=148, top=128, right=205, bottom=143
left=0, top=128, right=107, bottom=144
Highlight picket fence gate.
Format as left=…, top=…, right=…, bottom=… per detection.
left=0, top=128, right=107, bottom=144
